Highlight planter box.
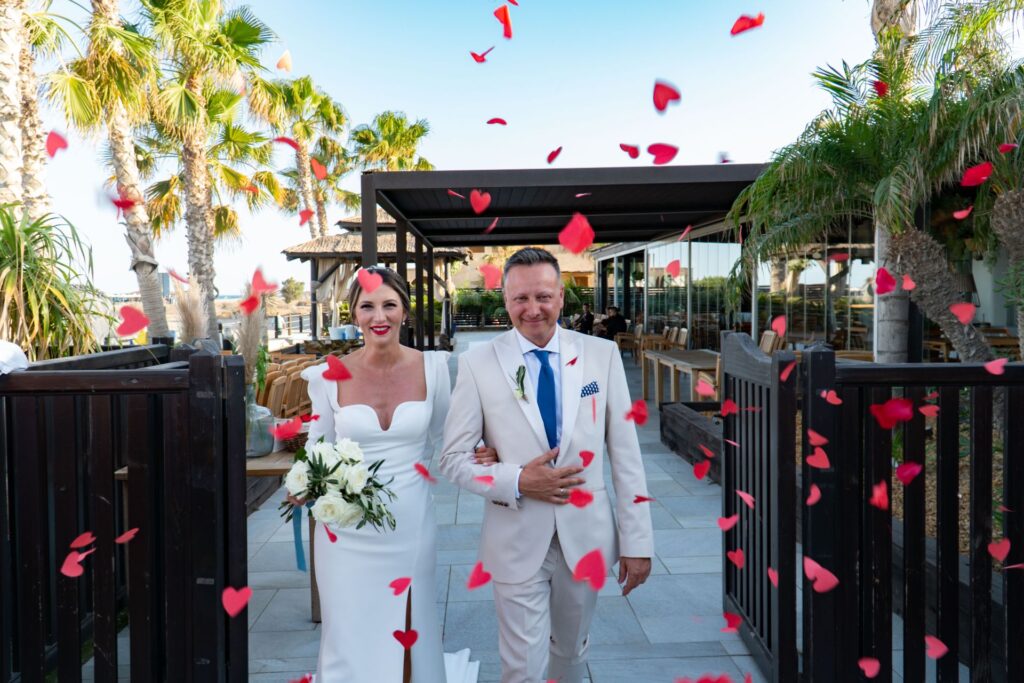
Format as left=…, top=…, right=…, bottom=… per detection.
left=659, top=401, right=722, bottom=483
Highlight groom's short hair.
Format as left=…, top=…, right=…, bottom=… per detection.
left=502, top=248, right=561, bottom=288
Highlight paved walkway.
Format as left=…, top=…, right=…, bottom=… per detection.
left=245, top=330, right=761, bottom=682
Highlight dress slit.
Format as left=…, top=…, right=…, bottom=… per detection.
left=403, top=588, right=413, bottom=683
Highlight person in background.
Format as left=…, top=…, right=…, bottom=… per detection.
left=599, top=306, right=627, bottom=340
left=571, top=303, right=594, bottom=335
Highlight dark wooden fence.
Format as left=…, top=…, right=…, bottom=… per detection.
left=717, top=335, right=1023, bottom=682
left=0, top=343, right=248, bottom=682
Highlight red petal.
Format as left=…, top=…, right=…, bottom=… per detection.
left=806, top=484, right=821, bottom=506
left=693, top=460, right=711, bottom=480
left=70, top=531, right=96, bottom=549
left=324, top=525, right=338, bottom=542
left=116, top=306, right=150, bottom=337
left=547, top=146, right=563, bottom=164
left=487, top=117, right=508, bottom=125
left=730, top=12, right=765, bottom=35
left=828, top=252, right=850, bottom=262
left=652, top=80, right=681, bottom=112
left=575, top=192, right=591, bottom=198
left=988, top=538, right=1011, bottom=562
left=483, top=217, right=499, bottom=234
left=859, top=657, right=881, bottom=678
left=869, top=480, right=889, bottom=510
left=46, top=130, right=68, bottom=158
left=273, top=136, right=299, bottom=150
left=821, top=389, right=843, bottom=405
left=633, top=495, right=655, bottom=503
left=695, top=378, right=716, bottom=397
left=767, top=567, right=779, bottom=587
left=619, top=143, right=640, bottom=159
left=771, top=314, right=787, bottom=338
left=807, top=428, right=828, bottom=446
left=961, top=161, right=993, bottom=187
left=221, top=586, right=252, bottom=617
left=414, top=463, right=437, bottom=484
left=310, top=158, right=327, bottom=181
left=474, top=475, right=495, bottom=488
left=806, top=447, right=831, bottom=469
left=479, top=263, right=502, bottom=289
left=647, top=143, right=678, bottom=165
left=736, top=490, right=755, bottom=509
left=269, top=417, right=302, bottom=440
left=393, top=629, right=419, bottom=649
left=727, top=548, right=745, bottom=569
left=666, top=259, right=681, bottom=278
left=677, top=225, right=694, bottom=241
left=566, top=356, right=578, bottom=366
left=470, top=46, right=494, bottom=63
left=467, top=561, right=493, bottom=589
left=925, top=635, right=948, bottom=659
left=872, top=80, right=889, bottom=97
left=949, top=302, right=976, bottom=325
left=447, top=189, right=466, bottom=199
left=902, top=274, right=916, bottom=291
left=322, top=354, right=353, bottom=381
left=720, top=399, right=739, bottom=417
left=953, top=205, right=973, bottom=220
left=493, top=4, right=513, bottom=39
left=869, top=398, right=914, bottom=429
left=357, top=267, right=383, bottom=293
left=721, top=612, right=742, bottom=633
left=389, top=577, right=411, bottom=595
left=60, top=549, right=93, bottom=578
left=999, top=143, right=1018, bottom=154
left=984, top=357, right=1008, bottom=375
left=579, top=450, right=594, bottom=467
left=470, top=189, right=492, bottom=214
left=572, top=549, right=606, bottom=591
left=624, top=398, right=648, bottom=425
left=780, top=360, right=797, bottom=382
left=299, top=209, right=314, bottom=226
left=568, top=488, right=595, bottom=508
left=239, top=295, right=259, bottom=316
left=114, top=528, right=139, bottom=544
left=875, top=267, right=896, bottom=295
left=168, top=268, right=190, bottom=284
left=698, top=443, right=715, bottom=459
left=558, top=212, right=595, bottom=254
left=896, top=462, right=923, bottom=486
left=717, top=514, right=739, bottom=531
left=252, top=268, right=278, bottom=296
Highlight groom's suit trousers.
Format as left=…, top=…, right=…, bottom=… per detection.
left=491, top=532, right=598, bottom=683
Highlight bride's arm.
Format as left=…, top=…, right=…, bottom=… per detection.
left=303, top=365, right=336, bottom=447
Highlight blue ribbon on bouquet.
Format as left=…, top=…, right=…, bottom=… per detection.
left=293, top=502, right=313, bottom=571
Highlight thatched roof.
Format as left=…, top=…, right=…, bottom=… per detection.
left=282, top=233, right=469, bottom=262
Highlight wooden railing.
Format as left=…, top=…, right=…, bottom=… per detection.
left=0, top=343, right=248, bottom=682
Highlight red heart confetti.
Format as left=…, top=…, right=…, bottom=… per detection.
left=573, top=549, right=606, bottom=591
left=474, top=475, right=495, bottom=487
left=310, top=158, right=327, bottom=180
left=243, top=183, right=258, bottom=195
left=251, top=268, right=277, bottom=296
left=467, top=561, right=492, bottom=589
left=276, top=50, right=292, bottom=72
left=806, top=447, right=830, bottom=469
left=299, top=209, right=314, bottom=226
left=269, top=417, right=302, bottom=441
left=288, top=675, right=313, bottom=683
left=724, top=439, right=740, bottom=448
left=926, top=390, right=940, bottom=399
left=718, top=514, right=739, bottom=532
left=470, top=46, right=494, bottom=63
left=767, top=567, right=779, bottom=587
left=111, top=193, right=138, bottom=214
left=653, top=80, right=681, bottom=112
left=493, top=4, right=513, bottom=39
left=117, top=306, right=149, bottom=336
left=575, top=192, right=591, bottom=198
left=566, top=356, right=578, bottom=366
left=803, top=557, right=840, bottom=592
left=60, top=549, right=95, bottom=578
left=389, top=577, right=411, bottom=595
left=698, top=443, right=715, bottom=459
left=695, top=378, right=716, bottom=397
left=619, top=143, right=640, bottom=159
left=70, top=531, right=96, bottom=549
left=873, top=80, right=889, bottom=97
left=324, top=525, right=338, bottom=543
left=547, top=146, right=563, bottom=164
left=771, top=314, right=787, bottom=338
left=221, top=586, right=252, bottom=617
left=875, top=267, right=896, bottom=295
left=273, top=136, right=299, bottom=150
left=961, top=161, right=993, bottom=187
left=580, top=450, right=594, bottom=467
left=559, top=212, right=595, bottom=254
left=628, top=401, right=652, bottom=428
left=647, top=143, right=678, bottom=165
left=721, top=399, right=738, bottom=417
left=393, top=629, right=419, bottom=649
left=480, top=263, right=502, bottom=289
left=592, top=395, right=597, bottom=423
left=949, top=302, right=976, bottom=325
left=780, top=360, right=798, bottom=382
left=807, top=428, right=828, bottom=446
left=483, top=217, right=499, bottom=234
left=925, top=635, right=948, bottom=659
left=828, top=252, right=850, bottom=262
left=806, top=484, right=822, bottom=506
left=115, top=528, right=139, bottom=544
left=731, top=12, right=765, bottom=35
left=869, top=398, right=914, bottom=429
left=984, top=358, right=1008, bottom=375
left=727, top=548, right=745, bottom=569
left=736, top=490, right=755, bottom=509
left=414, top=463, right=437, bottom=484
left=666, top=259, right=681, bottom=278
left=568, top=488, right=594, bottom=508
left=678, top=225, right=694, bottom=241
left=447, top=189, right=465, bottom=199
left=239, top=295, right=259, bottom=316
left=896, top=462, right=923, bottom=486
left=721, top=612, right=742, bottom=633
left=869, top=481, right=889, bottom=511
left=953, top=206, right=973, bottom=220
left=357, top=267, right=383, bottom=293
left=487, top=117, right=507, bottom=125
left=821, top=389, right=843, bottom=405
left=988, top=538, right=1010, bottom=562
left=633, top=495, right=656, bottom=503
left=470, top=189, right=491, bottom=214
left=168, top=268, right=190, bottom=284
left=719, top=153, right=732, bottom=164
left=901, top=274, right=917, bottom=292
left=46, top=131, right=68, bottom=158
left=693, top=460, right=711, bottom=480
left=299, top=414, right=320, bottom=423
left=999, top=142, right=1018, bottom=153
left=323, top=354, right=352, bottom=381
left=859, top=657, right=881, bottom=679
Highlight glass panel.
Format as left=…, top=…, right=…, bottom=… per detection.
left=646, top=241, right=688, bottom=336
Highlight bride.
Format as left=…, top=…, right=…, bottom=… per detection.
left=295, top=266, right=488, bottom=683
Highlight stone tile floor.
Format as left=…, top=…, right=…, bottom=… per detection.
left=241, top=331, right=761, bottom=682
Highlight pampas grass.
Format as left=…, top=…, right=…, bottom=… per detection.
left=173, top=279, right=207, bottom=344
left=235, top=284, right=266, bottom=386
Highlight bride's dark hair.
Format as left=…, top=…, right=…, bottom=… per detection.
left=346, top=266, right=411, bottom=315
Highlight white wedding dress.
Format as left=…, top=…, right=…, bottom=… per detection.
left=303, top=351, right=479, bottom=683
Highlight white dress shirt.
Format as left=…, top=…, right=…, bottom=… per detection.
left=511, top=325, right=563, bottom=498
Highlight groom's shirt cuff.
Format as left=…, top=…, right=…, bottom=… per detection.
left=515, top=466, right=523, bottom=499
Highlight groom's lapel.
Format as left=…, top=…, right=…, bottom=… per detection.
left=558, top=331, right=583, bottom=460
left=492, top=330, right=550, bottom=451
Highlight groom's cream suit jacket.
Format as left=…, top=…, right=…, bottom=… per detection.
left=440, top=328, right=654, bottom=584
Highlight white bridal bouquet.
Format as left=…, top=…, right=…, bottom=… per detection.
left=280, top=436, right=397, bottom=532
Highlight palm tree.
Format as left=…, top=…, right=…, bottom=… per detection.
left=280, top=135, right=360, bottom=236
left=0, top=0, right=27, bottom=208
left=351, top=110, right=433, bottom=171
left=45, top=0, right=173, bottom=336
left=274, top=76, right=346, bottom=238
left=142, top=0, right=277, bottom=338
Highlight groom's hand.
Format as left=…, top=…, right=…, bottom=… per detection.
left=617, top=557, right=651, bottom=596
left=518, top=447, right=585, bottom=504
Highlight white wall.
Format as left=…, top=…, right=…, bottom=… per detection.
left=973, top=254, right=1015, bottom=330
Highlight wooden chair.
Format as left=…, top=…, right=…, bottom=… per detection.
left=695, top=354, right=723, bottom=402
left=282, top=372, right=308, bottom=418
left=614, top=322, right=639, bottom=360
left=258, top=370, right=283, bottom=406
left=758, top=330, right=779, bottom=354
left=836, top=350, right=874, bottom=362
left=675, top=328, right=689, bottom=349
left=264, top=375, right=288, bottom=418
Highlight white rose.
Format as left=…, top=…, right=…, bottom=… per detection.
left=325, top=463, right=350, bottom=493
left=335, top=438, right=364, bottom=463
left=311, top=492, right=363, bottom=528
left=309, top=440, right=340, bottom=469
left=284, top=460, right=311, bottom=497
left=345, top=463, right=370, bottom=495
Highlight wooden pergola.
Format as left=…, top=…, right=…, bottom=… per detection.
left=281, top=207, right=468, bottom=339
left=358, top=164, right=765, bottom=349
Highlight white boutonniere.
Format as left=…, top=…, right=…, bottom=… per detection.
left=512, top=365, right=527, bottom=401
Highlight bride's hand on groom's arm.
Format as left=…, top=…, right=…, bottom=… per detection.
left=518, top=448, right=586, bottom=505
left=617, top=557, right=652, bottom=596
left=473, top=445, right=500, bottom=465
left=285, top=494, right=306, bottom=507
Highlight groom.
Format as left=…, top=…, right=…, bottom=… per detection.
left=440, top=247, right=654, bottom=683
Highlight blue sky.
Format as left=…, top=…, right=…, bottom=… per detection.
left=42, top=0, right=879, bottom=295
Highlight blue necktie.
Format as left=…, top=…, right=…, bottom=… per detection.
left=532, top=349, right=558, bottom=449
